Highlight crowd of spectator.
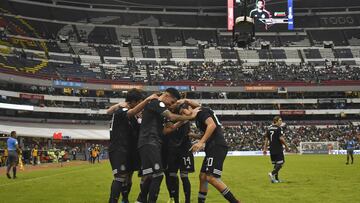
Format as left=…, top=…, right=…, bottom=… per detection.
left=223, top=124, right=360, bottom=152
left=148, top=62, right=360, bottom=84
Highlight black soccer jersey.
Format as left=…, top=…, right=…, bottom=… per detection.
left=138, top=99, right=168, bottom=148
left=195, top=107, right=227, bottom=149
left=109, top=107, right=135, bottom=152
left=167, top=104, right=191, bottom=148
left=266, top=124, right=284, bottom=154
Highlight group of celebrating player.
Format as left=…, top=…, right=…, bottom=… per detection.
left=107, top=87, right=288, bottom=203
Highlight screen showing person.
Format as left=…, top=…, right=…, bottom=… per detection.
left=250, top=0, right=272, bottom=19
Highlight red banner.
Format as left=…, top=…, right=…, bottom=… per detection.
left=19, top=93, right=44, bottom=100
left=53, top=132, right=63, bottom=140
left=227, top=0, right=234, bottom=30
left=280, top=110, right=306, bottom=115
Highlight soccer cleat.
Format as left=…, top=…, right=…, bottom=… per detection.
left=6, top=173, right=11, bottom=179
left=346, top=162, right=349, bottom=165
left=13, top=176, right=17, bottom=179
left=268, top=172, right=274, bottom=182
left=268, top=172, right=279, bottom=183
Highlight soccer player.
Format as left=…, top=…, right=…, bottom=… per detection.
left=164, top=102, right=197, bottom=203
left=263, top=116, right=290, bottom=183
left=345, top=135, right=356, bottom=165
left=137, top=88, right=199, bottom=203
left=190, top=106, right=240, bottom=203
left=107, top=88, right=158, bottom=203
left=249, top=0, right=271, bottom=19
left=6, top=131, right=20, bottom=179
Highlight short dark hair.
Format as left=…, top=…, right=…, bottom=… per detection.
left=165, top=88, right=181, bottom=100
left=125, top=88, right=144, bottom=103
left=10, top=131, right=16, bottom=137
left=273, top=116, right=282, bottom=123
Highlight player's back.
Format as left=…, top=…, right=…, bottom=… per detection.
left=109, top=107, right=134, bottom=152
left=138, top=99, right=166, bottom=148
left=195, top=107, right=227, bottom=149
left=266, top=124, right=283, bottom=154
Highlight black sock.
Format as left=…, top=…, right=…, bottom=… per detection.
left=121, top=181, right=132, bottom=202
left=275, top=174, right=279, bottom=180
left=165, top=172, right=172, bottom=197
left=168, top=173, right=179, bottom=203
left=148, top=174, right=164, bottom=203
left=181, top=176, right=191, bottom=203
left=137, top=177, right=151, bottom=202
left=12, top=167, right=16, bottom=177
left=198, top=192, right=207, bottom=203
left=109, top=179, right=124, bottom=203
left=222, top=188, right=238, bottom=203
left=272, top=164, right=282, bottom=177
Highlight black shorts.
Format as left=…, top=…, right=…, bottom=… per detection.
left=270, top=153, right=285, bottom=164
left=167, top=147, right=195, bottom=173
left=7, top=151, right=18, bottom=166
left=109, top=148, right=131, bottom=175
left=347, top=149, right=354, bottom=155
left=200, top=145, right=228, bottom=178
left=139, top=144, right=164, bottom=176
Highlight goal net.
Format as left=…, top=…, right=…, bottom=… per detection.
left=299, top=142, right=339, bottom=154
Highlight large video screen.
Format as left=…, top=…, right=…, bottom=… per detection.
left=228, top=0, right=294, bottom=31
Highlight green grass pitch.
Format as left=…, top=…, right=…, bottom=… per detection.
left=0, top=155, right=359, bottom=203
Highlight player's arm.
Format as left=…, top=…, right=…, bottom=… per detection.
left=106, top=102, right=126, bottom=115
left=190, top=117, right=216, bottom=152
left=188, top=132, right=202, bottom=140
left=163, top=121, right=188, bottom=135
left=127, top=94, right=159, bottom=117
left=279, top=136, right=290, bottom=152
left=263, top=135, right=269, bottom=155
left=162, top=108, right=199, bottom=122
left=177, top=99, right=201, bottom=108
left=16, top=144, right=21, bottom=154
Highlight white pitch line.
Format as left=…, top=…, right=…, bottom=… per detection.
left=0, top=165, right=97, bottom=187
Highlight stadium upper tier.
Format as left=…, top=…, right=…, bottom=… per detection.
left=1, top=13, right=360, bottom=47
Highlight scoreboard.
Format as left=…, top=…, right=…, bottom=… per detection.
left=228, top=0, right=294, bottom=31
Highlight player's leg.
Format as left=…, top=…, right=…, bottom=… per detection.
left=206, top=175, right=238, bottom=203
left=109, top=174, right=127, bottom=203
left=167, top=172, right=179, bottom=203
left=271, top=154, right=284, bottom=182
left=139, top=144, right=164, bottom=203
left=6, top=152, right=15, bottom=179
left=346, top=150, right=350, bottom=164
left=204, top=146, right=239, bottom=203
left=121, top=172, right=133, bottom=203
left=350, top=150, right=354, bottom=164
left=198, top=157, right=209, bottom=203
left=108, top=150, right=128, bottom=203
left=6, top=161, right=12, bottom=179
left=180, top=172, right=191, bottom=203
left=179, top=150, right=194, bottom=203
left=166, top=148, right=180, bottom=203
left=148, top=172, right=164, bottom=203
left=136, top=175, right=151, bottom=203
